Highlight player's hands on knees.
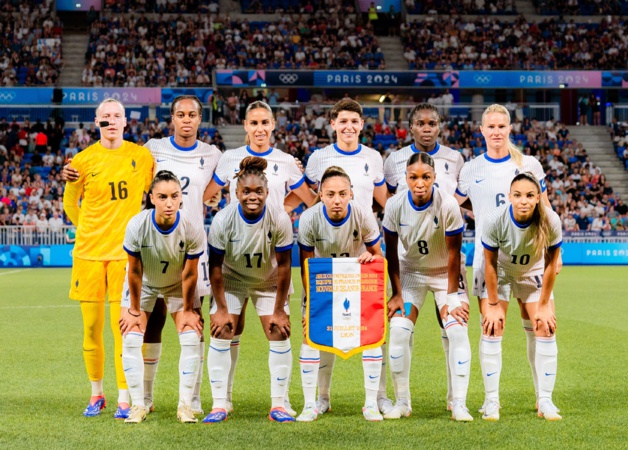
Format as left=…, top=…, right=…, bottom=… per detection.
left=210, top=309, right=234, bottom=338
left=270, top=310, right=291, bottom=339
left=442, top=305, right=469, bottom=325
left=387, top=294, right=405, bottom=319
left=482, top=303, right=505, bottom=336
left=181, top=310, right=204, bottom=337
left=357, top=251, right=379, bottom=264
left=119, top=308, right=144, bottom=336
left=62, top=162, right=79, bottom=181
left=533, top=304, right=556, bottom=336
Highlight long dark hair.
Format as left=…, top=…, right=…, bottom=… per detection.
left=511, top=172, right=550, bottom=256
left=145, top=170, right=180, bottom=209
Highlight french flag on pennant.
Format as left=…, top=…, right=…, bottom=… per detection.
left=305, top=258, right=388, bottom=359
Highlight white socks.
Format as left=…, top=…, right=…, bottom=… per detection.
left=122, top=332, right=145, bottom=407
left=536, top=336, right=558, bottom=400
left=378, top=342, right=388, bottom=400
left=441, top=327, right=452, bottom=404
left=317, top=351, right=336, bottom=399
left=388, top=317, right=414, bottom=402
left=191, top=340, right=204, bottom=407
left=207, top=337, right=231, bottom=410
left=299, top=343, right=320, bottom=405
left=269, top=340, right=292, bottom=408
left=143, top=342, right=162, bottom=406
left=178, top=331, right=201, bottom=408
left=522, top=319, right=538, bottom=398
left=362, top=348, right=383, bottom=404
left=480, top=335, right=502, bottom=401
left=226, top=335, right=241, bottom=403
left=444, top=316, right=471, bottom=401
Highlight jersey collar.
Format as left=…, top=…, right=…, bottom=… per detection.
left=169, top=136, right=198, bottom=151
left=333, top=143, right=362, bottom=156
left=407, top=189, right=434, bottom=211
left=410, top=142, right=439, bottom=155
left=509, top=205, right=533, bottom=228
left=151, top=210, right=180, bottom=235
left=323, top=203, right=351, bottom=227
left=484, top=153, right=511, bottom=163
left=246, top=145, right=273, bottom=157
left=238, top=204, right=266, bottom=224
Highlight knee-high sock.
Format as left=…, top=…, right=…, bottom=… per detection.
left=178, top=331, right=201, bottom=408
left=536, top=336, right=558, bottom=400
left=299, top=343, right=320, bottom=405
left=363, top=347, right=383, bottom=404
left=445, top=316, right=471, bottom=401
left=378, top=342, right=388, bottom=399
left=523, top=319, right=538, bottom=398
left=317, top=351, right=336, bottom=399
left=143, top=343, right=162, bottom=405
left=441, top=327, right=453, bottom=404
left=269, top=340, right=292, bottom=408
left=226, top=335, right=240, bottom=403
left=388, top=317, right=414, bottom=402
left=480, top=335, right=502, bottom=401
left=207, top=338, right=231, bottom=410
left=80, top=302, right=105, bottom=390
left=109, top=302, right=127, bottom=392
left=122, top=332, right=145, bottom=407
left=192, top=340, right=205, bottom=406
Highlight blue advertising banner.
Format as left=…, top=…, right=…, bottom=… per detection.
left=458, top=71, right=601, bottom=89
left=0, top=244, right=73, bottom=267
left=161, top=87, right=214, bottom=104
left=0, top=88, right=54, bottom=104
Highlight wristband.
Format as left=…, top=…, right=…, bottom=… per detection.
left=127, top=309, right=140, bottom=317
left=488, top=302, right=499, bottom=306
left=447, top=292, right=462, bottom=312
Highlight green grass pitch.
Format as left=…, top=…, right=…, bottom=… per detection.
left=1, top=266, right=627, bottom=449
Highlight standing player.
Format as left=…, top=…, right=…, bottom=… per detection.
left=481, top=173, right=562, bottom=421
left=296, top=166, right=384, bottom=422
left=383, top=153, right=472, bottom=421
left=301, top=98, right=391, bottom=416
left=455, top=104, right=550, bottom=420
left=119, top=170, right=205, bottom=423
left=203, top=156, right=295, bottom=423
left=205, top=100, right=317, bottom=416
left=383, top=102, right=467, bottom=411
left=63, top=98, right=154, bottom=418
left=141, top=95, right=221, bottom=417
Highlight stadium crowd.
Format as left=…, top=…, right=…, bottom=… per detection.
left=401, top=15, right=627, bottom=70
left=534, top=0, right=627, bottom=15
left=0, top=0, right=63, bottom=87
left=405, top=0, right=517, bottom=15
left=82, top=12, right=382, bottom=87
left=2, top=103, right=627, bottom=235
left=102, top=0, right=220, bottom=14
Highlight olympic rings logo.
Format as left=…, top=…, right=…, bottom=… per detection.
left=473, top=75, right=492, bottom=84
left=278, top=74, right=299, bottom=84
left=0, top=92, right=16, bottom=102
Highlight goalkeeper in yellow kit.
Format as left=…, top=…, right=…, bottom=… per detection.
left=63, top=98, right=154, bottom=418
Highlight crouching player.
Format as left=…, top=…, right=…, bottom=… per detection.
left=119, top=170, right=205, bottom=423
left=383, top=153, right=473, bottom=421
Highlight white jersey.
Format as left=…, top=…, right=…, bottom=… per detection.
left=208, top=202, right=293, bottom=291
left=123, top=209, right=205, bottom=289
left=145, top=136, right=222, bottom=295
left=213, top=145, right=304, bottom=209
left=305, top=143, right=385, bottom=211
left=384, top=142, right=464, bottom=196
left=382, top=188, right=464, bottom=274
left=456, top=153, right=546, bottom=268
left=482, top=205, right=562, bottom=277
left=297, top=201, right=381, bottom=257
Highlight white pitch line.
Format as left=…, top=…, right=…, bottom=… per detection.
left=0, top=304, right=78, bottom=310
left=0, top=269, right=32, bottom=276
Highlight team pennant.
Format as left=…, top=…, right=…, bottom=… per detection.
left=305, top=258, right=388, bottom=359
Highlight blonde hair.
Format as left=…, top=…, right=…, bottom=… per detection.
left=482, top=104, right=523, bottom=167
left=511, top=172, right=550, bottom=257
left=95, top=98, right=125, bottom=117
left=244, top=101, right=274, bottom=145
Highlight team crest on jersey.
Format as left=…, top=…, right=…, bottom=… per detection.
left=267, top=231, right=273, bottom=241
left=444, top=162, right=449, bottom=174
left=132, top=159, right=136, bottom=170
left=364, top=163, right=369, bottom=176
left=75, top=279, right=79, bottom=288
left=272, top=163, right=279, bottom=175
left=199, top=157, right=205, bottom=169
left=515, top=169, right=520, bottom=175
left=433, top=216, right=440, bottom=228
left=353, top=229, right=359, bottom=240
left=179, top=240, right=185, bottom=250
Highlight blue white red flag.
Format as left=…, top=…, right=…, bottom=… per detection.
left=305, top=258, right=387, bottom=359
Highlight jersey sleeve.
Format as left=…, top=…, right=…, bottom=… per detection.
left=443, top=196, right=465, bottom=236
left=208, top=211, right=227, bottom=254
left=285, top=155, right=306, bottom=190
left=456, top=164, right=470, bottom=198
left=530, top=158, right=547, bottom=193
left=123, top=214, right=142, bottom=257
left=140, top=147, right=155, bottom=192
left=304, top=151, right=320, bottom=186
left=371, top=152, right=385, bottom=186
left=296, top=210, right=315, bottom=252
left=275, top=210, right=294, bottom=253
left=481, top=211, right=500, bottom=252
left=383, top=155, right=398, bottom=192
left=381, top=199, right=398, bottom=236
left=185, top=216, right=206, bottom=259
left=212, top=152, right=232, bottom=187
left=359, top=206, right=381, bottom=246
left=547, top=209, right=563, bottom=250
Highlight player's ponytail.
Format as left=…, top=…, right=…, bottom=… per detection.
left=511, top=172, right=550, bottom=256
left=234, top=156, right=268, bottom=186
left=145, top=170, right=181, bottom=210
left=244, top=101, right=274, bottom=145
left=320, top=166, right=351, bottom=188
left=482, top=104, right=523, bottom=167
left=406, top=151, right=435, bottom=170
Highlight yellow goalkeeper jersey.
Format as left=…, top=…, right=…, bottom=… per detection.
left=63, top=140, right=154, bottom=261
